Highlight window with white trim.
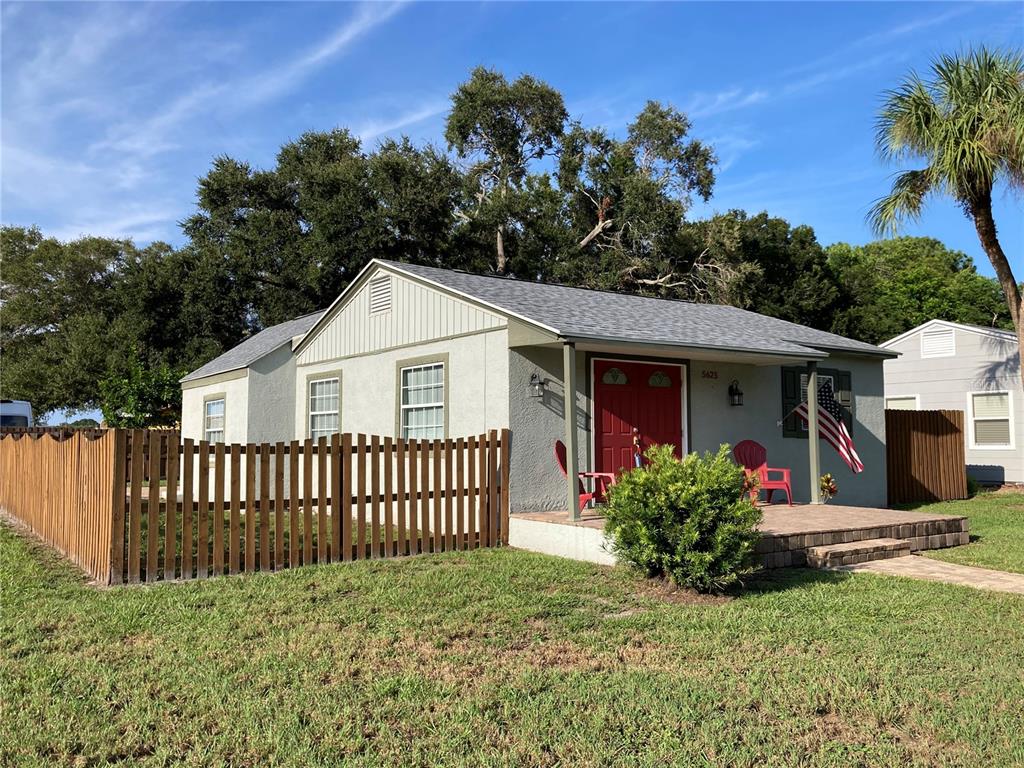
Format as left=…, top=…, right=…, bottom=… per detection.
left=885, top=396, right=918, bottom=411
left=309, top=378, right=340, bottom=441
left=400, top=363, right=444, bottom=439
left=970, top=391, right=1012, bottom=448
left=921, top=327, right=955, bottom=358
left=204, top=398, right=225, bottom=443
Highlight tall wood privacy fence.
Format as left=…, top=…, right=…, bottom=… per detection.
left=885, top=409, right=968, bottom=504
left=0, top=428, right=510, bottom=585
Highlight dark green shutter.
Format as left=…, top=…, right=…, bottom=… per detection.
left=781, top=367, right=802, bottom=437
left=835, top=370, right=853, bottom=433
left=780, top=366, right=853, bottom=438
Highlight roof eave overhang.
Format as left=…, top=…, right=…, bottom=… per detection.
left=180, top=367, right=249, bottom=389
left=798, top=343, right=900, bottom=360
left=557, top=333, right=829, bottom=364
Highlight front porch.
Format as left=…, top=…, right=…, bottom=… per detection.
left=508, top=504, right=970, bottom=569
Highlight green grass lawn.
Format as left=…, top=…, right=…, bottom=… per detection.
left=908, top=491, right=1024, bottom=574
left=2, top=521, right=1024, bottom=768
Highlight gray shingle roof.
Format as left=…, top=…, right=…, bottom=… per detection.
left=181, top=311, right=324, bottom=382
left=381, top=260, right=894, bottom=359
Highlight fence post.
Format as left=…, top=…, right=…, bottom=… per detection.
left=108, top=430, right=128, bottom=585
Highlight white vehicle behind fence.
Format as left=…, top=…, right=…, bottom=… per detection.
left=0, top=400, right=34, bottom=428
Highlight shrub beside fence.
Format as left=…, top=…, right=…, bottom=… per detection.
left=0, top=428, right=510, bottom=585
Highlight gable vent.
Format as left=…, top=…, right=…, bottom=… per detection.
left=921, top=327, right=955, bottom=358
left=369, top=276, right=392, bottom=314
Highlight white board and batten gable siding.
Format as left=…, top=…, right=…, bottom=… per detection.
left=297, top=268, right=507, bottom=366
left=294, top=266, right=510, bottom=441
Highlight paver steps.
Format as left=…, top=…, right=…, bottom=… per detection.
left=806, top=538, right=911, bottom=569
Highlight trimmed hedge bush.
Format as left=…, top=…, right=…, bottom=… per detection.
left=603, top=444, right=763, bottom=593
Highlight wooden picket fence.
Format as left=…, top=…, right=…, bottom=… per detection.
left=885, top=409, right=968, bottom=504
left=0, top=428, right=510, bottom=585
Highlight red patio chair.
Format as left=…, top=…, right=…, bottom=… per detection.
left=733, top=440, right=793, bottom=506
left=554, top=440, right=617, bottom=512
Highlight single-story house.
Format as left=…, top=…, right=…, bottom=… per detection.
left=881, top=319, right=1021, bottom=484
left=181, top=259, right=896, bottom=511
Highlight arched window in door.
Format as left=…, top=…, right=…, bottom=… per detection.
left=601, top=367, right=628, bottom=385
left=648, top=371, right=672, bottom=388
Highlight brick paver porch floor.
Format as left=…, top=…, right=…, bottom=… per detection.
left=515, top=503, right=966, bottom=536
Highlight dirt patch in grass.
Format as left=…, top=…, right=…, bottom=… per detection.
left=633, top=575, right=733, bottom=606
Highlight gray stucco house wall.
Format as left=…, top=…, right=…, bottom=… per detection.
left=882, top=320, right=1021, bottom=484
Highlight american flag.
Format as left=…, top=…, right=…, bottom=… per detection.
left=794, top=379, right=864, bottom=473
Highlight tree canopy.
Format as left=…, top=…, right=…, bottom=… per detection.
left=1, top=63, right=1016, bottom=420
left=827, top=237, right=1012, bottom=344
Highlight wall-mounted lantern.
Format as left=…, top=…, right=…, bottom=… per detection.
left=728, top=379, right=744, bottom=407
left=529, top=373, right=547, bottom=399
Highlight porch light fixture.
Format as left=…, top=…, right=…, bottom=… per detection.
left=529, top=373, right=546, bottom=398
left=728, top=379, right=744, bottom=407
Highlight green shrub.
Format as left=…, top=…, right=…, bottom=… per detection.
left=966, top=476, right=980, bottom=498
left=603, top=444, right=763, bottom=593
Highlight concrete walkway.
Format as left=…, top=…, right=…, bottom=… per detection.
left=839, top=555, right=1024, bottom=595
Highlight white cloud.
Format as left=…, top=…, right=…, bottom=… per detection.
left=355, top=100, right=448, bottom=144
left=2, top=2, right=408, bottom=244
left=686, top=88, right=769, bottom=119
left=237, top=2, right=407, bottom=107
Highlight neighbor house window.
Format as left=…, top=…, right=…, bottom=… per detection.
left=400, top=362, right=444, bottom=439
left=204, top=398, right=225, bottom=443
left=885, top=396, right=919, bottom=411
left=309, top=378, right=340, bottom=441
left=970, top=391, right=1013, bottom=449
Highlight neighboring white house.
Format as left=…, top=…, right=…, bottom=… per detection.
left=181, top=259, right=896, bottom=509
left=881, top=319, right=1022, bottom=485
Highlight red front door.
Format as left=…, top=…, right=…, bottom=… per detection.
left=594, top=360, right=684, bottom=475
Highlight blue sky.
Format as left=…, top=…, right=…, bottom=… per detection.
left=2, top=1, right=1021, bottom=279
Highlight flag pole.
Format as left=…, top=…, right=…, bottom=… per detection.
left=807, top=362, right=822, bottom=504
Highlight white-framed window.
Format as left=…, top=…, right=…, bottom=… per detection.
left=400, top=362, right=444, bottom=439
left=309, top=378, right=340, bottom=441
left=369, top=275, right=392, bottom=314
left=885, top=395, right=919, bottom=411
left=921, top=327, right=955, bottom=358
left=204, top=398, right=225, bottom=443
left=968, top=391, right=1014, bottom=449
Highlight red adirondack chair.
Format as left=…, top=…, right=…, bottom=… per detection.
left=554, top=440, right=618, bottom=512
left=733, top=440, right=793, bottom=506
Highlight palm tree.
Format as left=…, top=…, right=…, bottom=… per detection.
left=870, top=47, right=1024, bottom=385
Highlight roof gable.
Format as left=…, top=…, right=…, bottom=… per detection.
left=294, top=262, right=506, bottom=364
left=881, top=319, right=1017, bottom=349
